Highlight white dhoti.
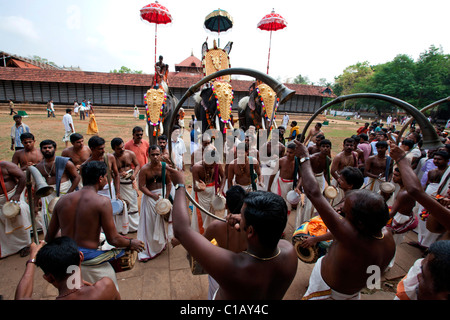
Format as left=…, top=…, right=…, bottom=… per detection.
left=38, top=180, right=71, bottom=236
left=330, top=179, right=345, bottom=208
left=298, top=173, right=325, bottom=229
left=98, top=182, right=129, bottom=235
left=271, top=175, right=294, bottom=210
left=365, top=177, right=383, bottom=194
left=191, top=184, right=216, bottom=234
left=0, top=187, right=32, bottom=258
left=120, top=180, right=139, bottom=232
left=137, top=190, right=173, bottom=261
left=417, top=183, right=442, bottom=248
left=302, top=256, right=361, bottom=300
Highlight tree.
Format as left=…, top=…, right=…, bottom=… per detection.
left=292, top=74, right=310, bottom=85
left=110, top=66, right=143, bottom=74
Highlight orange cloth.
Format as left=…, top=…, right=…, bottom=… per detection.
left=124, top=139, right=149, bottom=168
left=306, top=216, right=328, bottom=237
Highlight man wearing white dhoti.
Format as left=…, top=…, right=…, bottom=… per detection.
left=0, top=161, right=31, bottom=258
left=190, top=150, right=225, bottom=234
left=83, top=136, right=129, bottom=234
left=413, top=152, right=450, bottom=250
left=137, top=146, right=174, bottom=261
left=363, top=141, right=393, bottom=194
left=35, top=140, right=80, bottom=235
left=112, top=138, right=141, bottom=232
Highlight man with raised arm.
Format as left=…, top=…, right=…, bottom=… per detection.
left=293, top=140, right=395, bottom=300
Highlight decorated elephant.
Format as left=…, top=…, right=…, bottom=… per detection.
left=238, top=81, right=279, bottom=133
left=145, top=83, right=178, bottom=146
left=192, top=39, right=234, bottom=138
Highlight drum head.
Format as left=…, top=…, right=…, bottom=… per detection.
left=3, top=201, right=20, bottom=219
left=155, top=198, right=172, bottom=215
left=293, top=237, right=319, bottom=264
left=324, top=186, right=338, bottom=199
left=111, top=199, right=124, bottom=215
left=380, top=182, right=395, bottom=194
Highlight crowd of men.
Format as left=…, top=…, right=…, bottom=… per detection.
left=1, top=112, right=450, bottom=301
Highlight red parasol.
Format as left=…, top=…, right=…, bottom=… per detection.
left=257, top=9, right=287, bottom=74
left=140, top=1, right=172, bottom=81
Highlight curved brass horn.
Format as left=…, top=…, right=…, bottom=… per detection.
left=26, top=166, right=54, bottom=243
left=301, top=93, right=444, bottom=151
left=397, top=96, right=450, bottom=144
left=169, top=68, right=296, bottom=222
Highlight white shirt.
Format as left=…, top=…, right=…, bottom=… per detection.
left=63, top=113, right=74, bottom=132
left=171, top=137, right=187, bottom=170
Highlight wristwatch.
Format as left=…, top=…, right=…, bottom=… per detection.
left=175, top=184, right=185, bottom=190
left=26, top=258, right=36, bottom=266
left=299, top=156, right=310, bottom=164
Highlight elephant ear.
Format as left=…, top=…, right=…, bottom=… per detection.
left=239, top=96, right=249, bottom=111
left=223, top=41, right=233, bottom=55
left=202, top=41, right=208, bottom=59
left=248, top=90, right=257, bottom=111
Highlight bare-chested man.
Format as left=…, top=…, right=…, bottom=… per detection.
left=298, top=139, right=332, bottom=228
left=364, top=140, right=393, bottom=192
left=307, top=134, right=325, bottom=154
left=304, top=122, right=324, bottom=147
left=0, top=161, right=30, bottom=258
left=61, top=133, right=92, bottom=171
left=294, top=140, right=395, bottom=300
left=386, top=167, right=418, bottom=267
left=35, top=140, right=80, bottom=234
left=157, top=135, right=173, bottom=168
left=267, top=143, right=299, bottom=215
left=83, top=136, right=121, bottom=201
left=11, top=133, right=43, bottom=171
left=112, top=137, right=141, bottom=231
left=45, top=161, right=144, bottom=289
left=191, top=148, right=226, bottom=233
left=228, top=142, right=262, bottom=192
left=137, top=145, right=174, bottom=261
left=169, top=166, right=298, bottom=300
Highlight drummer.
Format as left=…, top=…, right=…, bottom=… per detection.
left=190, top=147, right=226, bottom=234
left=111, top=137, right=141, bottom=232
left=0, top=161, right=30, bottom=258
left=364, top=141, right=394, bottom=193
left=136, top=145, right=174, bottom=261
left=45, top=161, right=144, bottom=291
left=60, top=133, right=92, bottom=172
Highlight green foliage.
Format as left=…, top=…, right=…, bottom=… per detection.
left=110, top=66, right=143, bottom=74
left=331, top=45, right=450, bottom=118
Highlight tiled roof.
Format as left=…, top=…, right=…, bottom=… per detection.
left=175, top=55, right=202, bottom=68
left=0, top=67, right=335, bottom=98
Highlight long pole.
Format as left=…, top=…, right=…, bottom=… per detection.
left=26, top=169, right=39, bottom=244
left=153, top=23, right=158, bottom=87
left=267, top=30, right=272, bottom=74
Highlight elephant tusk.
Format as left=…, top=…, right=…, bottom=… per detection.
left=215, top=115, right=220, bottom=131
left=261, top=117, right=266, bottom=130
left=160, top=121, right=164, bottom=135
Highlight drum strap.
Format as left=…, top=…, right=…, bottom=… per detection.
left=0, top=162, right=8, bottom=201
left=214, top=164, right=219, bottom=194
left=385, top=156, right=391, bottom=182
left=325, top=156, right=331, bottom=186
left=55, top=156, right=69, bottom=196
left=104, top=155, right=113, bottom=199
left=249, top=156, right=257, bottom=191
left=293, top=157, right=299, bottom=190
left=161, top=161, right=166, bottom=198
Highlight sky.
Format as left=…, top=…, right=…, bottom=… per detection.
left=1, top=0, right=449, bottom=85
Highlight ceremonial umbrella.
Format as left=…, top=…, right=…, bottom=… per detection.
left=140, top=1, right=173, bottom=77
left=204, top=9, right=233, bottom=47
left=257, top=9, right=287, bottom=74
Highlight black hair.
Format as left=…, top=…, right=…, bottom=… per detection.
left=401, top=139, right=415, bottom=149
left=148, top=145, right=161, bottom=154
left=226, top=185, right=247, bottom=214
left=427, top=240, right=450, bottom=294
left=157, top=135, right=168, bottom=141
left=35, top=236, right=81, bottom=282
left=66, top=108, right=72, bottom=113
left=132, top=126, right=144, bottom=134
left=88, top=136, right=105, bottom=149
left=343, top=137, right=355, bottom=145
left=359, top=133, right=368, bottom=141
left=375, top=140, right=388, bottom=149
left=40, top=139, right=56, bottom=149
left=346, top=189, right=390, bottom=237
left=434, top=150, right=450, bottom=161
left=20, top=132, right=34, bottom=142
left=340, top=166, right=364, bottom=189
left=320, top=139, right=332, bottom=147
left=243, top=191, right=287, bottom=249
left=70, top=133, right=84, bottom=144
left=81, top=161, right=107, bottom=186
left=111, top=137, right=124, bottom=150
